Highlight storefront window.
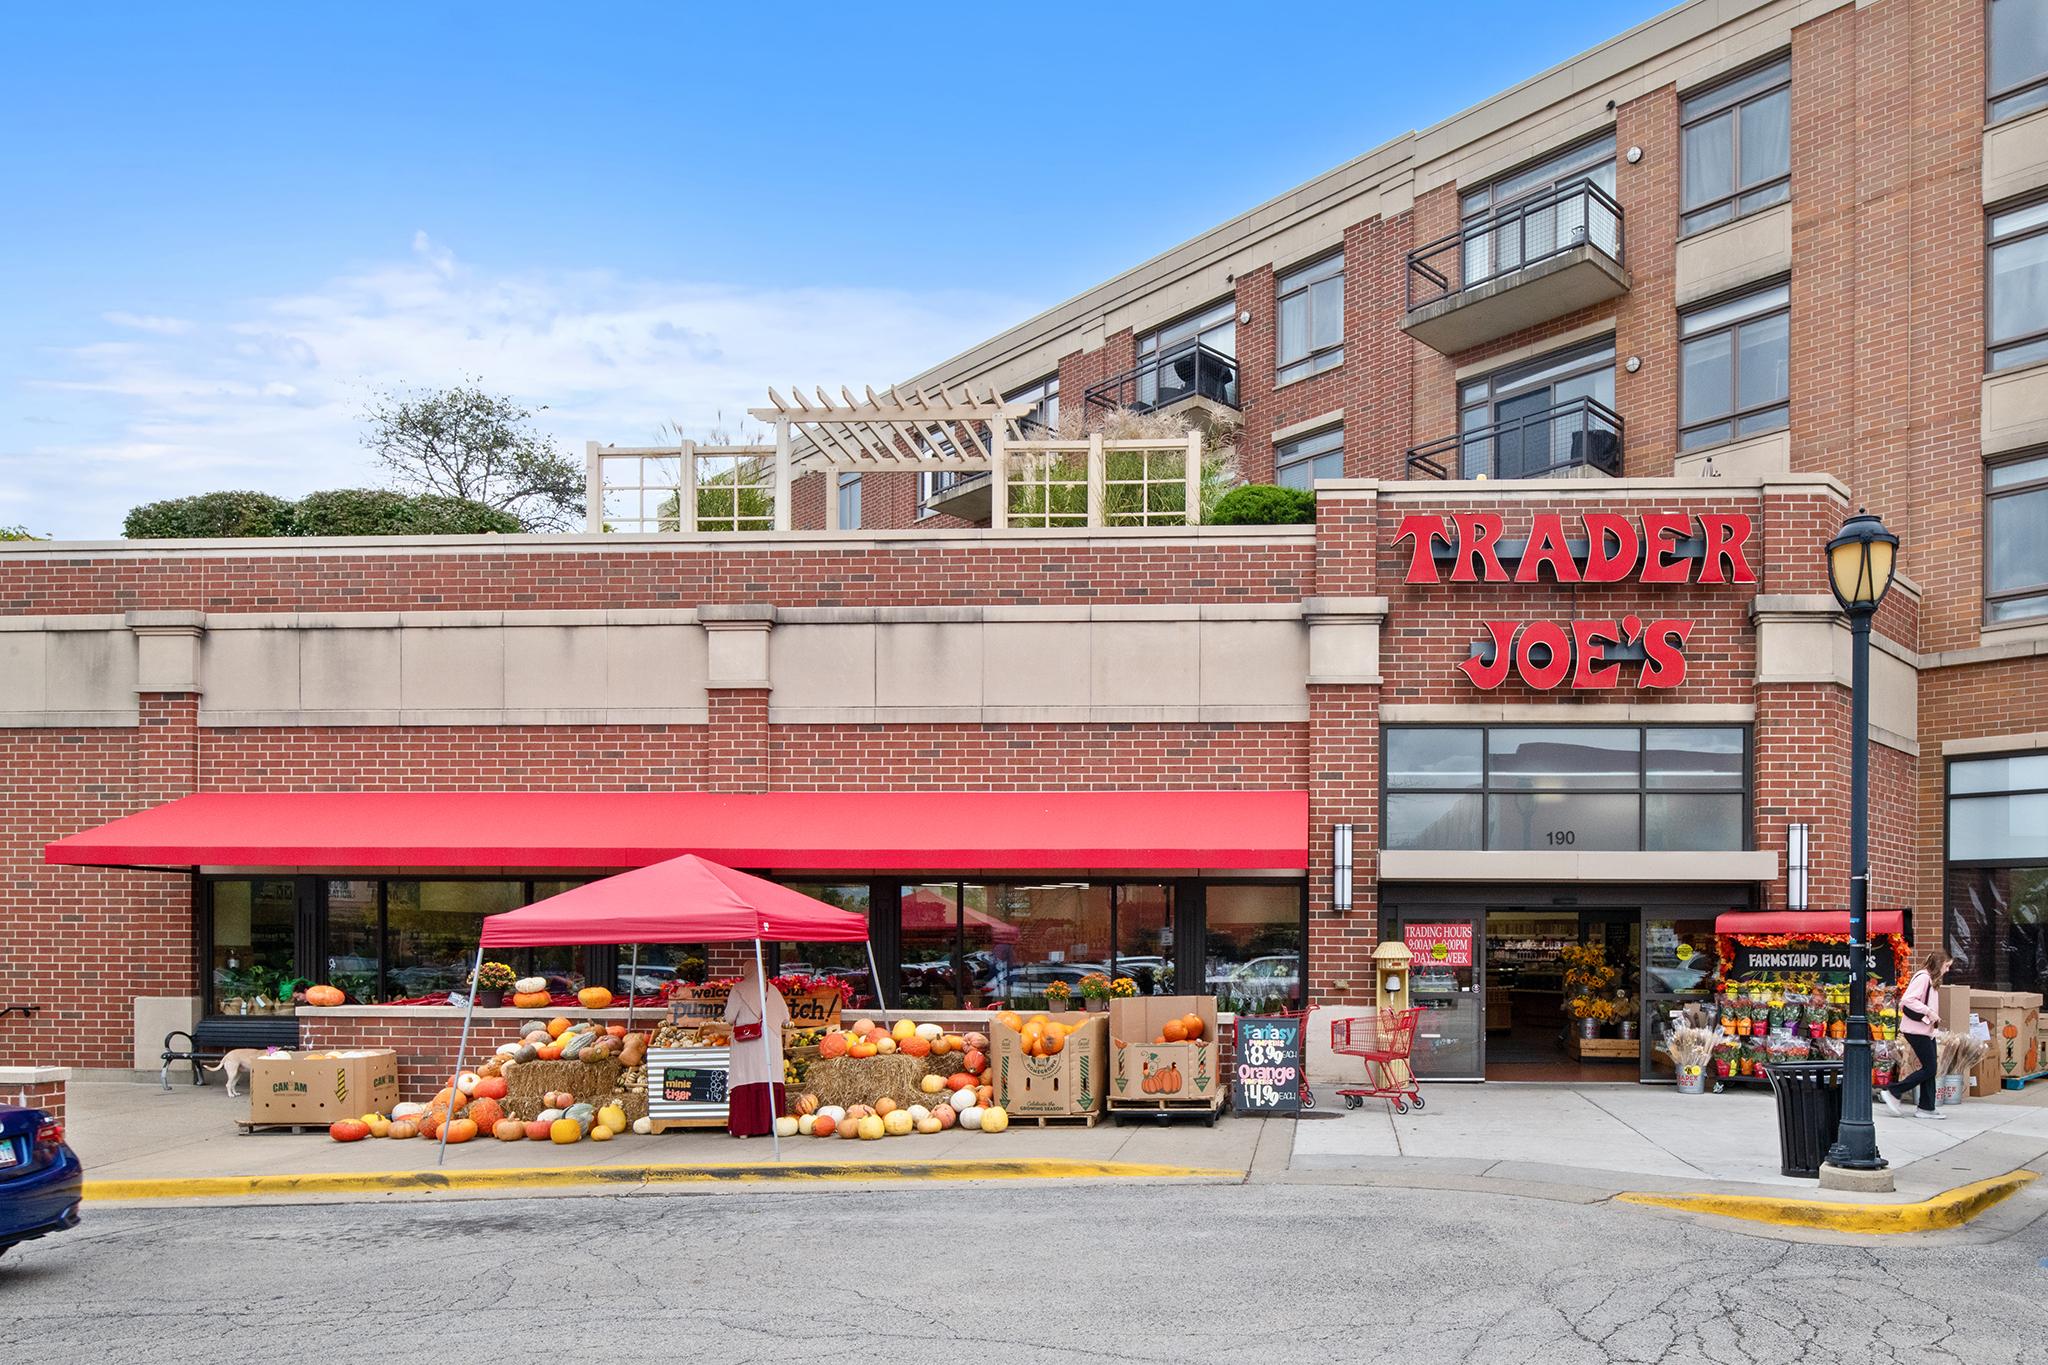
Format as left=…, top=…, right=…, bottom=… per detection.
left=901, top=882, right=973, bottom=1009
left=1205, top=885, right=1304, bottom=1013
left=775, top=883, right=875, bottom=1008
left=973, top=883, right=1111, bottom=1010
left=384, top=880, right=522, bottom=1001
left=1947, top=751, right=2048, bottom=992
left=1114, top=885, right=1175, bottom=994
left=621, top=943, right=711, bottom=997
left=208, top=880, right=299, bottom=1016
left=322, top=879, right=379, bottom=1005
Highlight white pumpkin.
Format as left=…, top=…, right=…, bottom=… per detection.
left=513, top=976, right=548, bottom=994
left=948, top=1089, right=976, bottom=1113
left=914, top=1023, right=944, bottom=1041
left=455, top=1071, right=481, bottom=1097
left=882, top=1109, right=914, bottom=1136
left=537, top=1107, right=563, bottom=1123
left=797, top=1114, right=817, bottom=1136
left=914, top=1115, right=943, bottom=1134
left=959, top=1106, right=985, bottom=1130
left=773, top=1116, right=800, bottom=1138
left=907, top=1104, right=931, bottom=1123
left=493, top=1042, right=521, bottom=1057
left=391, top=1102, right=426, bottom=1120
left=817, top=1105, right=847, bottom=1123
left=631, top=1116, right=654, bottom=1135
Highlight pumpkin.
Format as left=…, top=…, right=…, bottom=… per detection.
left=1160, top=1020, right=1188, bottom=1043
left=545, top=1017, right=572, bottom=1038
left=549, top=1118, right=583, bottom=1144
left=856, top=1114, right=887, bottom=1140
left=837, top=1115, right=863, bottom=1139
left=305, top=984, right=346, bottom=1007
left=466, top=1098, right=506, bottom=1131
left=536, top=1044, right=565, bottom=1061
left=934, top=1103, right=958, bottom=1130
left=472, top=1076, right=509, bottom=1102
left=597, top=1104, right=628, bottom=1135
left=391, top=1102, right=426, bottom=1120
left=929, top=1035, right=952, bottom=1057
left=818, top=1031, right=850, bottom=1060
left=941, top=1034, right=966, bottom=1053
left=948, top=1089, right=977, bottom=1113
left=524, top=1119, right=554, bottom=1141
left=975, top=1084, right=993, bottom=1107
left=812, top=1115, right=838, bottom=1137
left=963, top=1031, right=989, bottom=1051
left=513, top=1042, right=539, bottom=1063
left=852, top=1018, right=878, bottom=1036
left=455, top=1071, right=481, bottom=1096
left=845, top=1104, right=873, bottom=1121
left=589, top=1124, right=616, bottom=1142
left=619, top=1033, right=648, bottom=1067
left=605, top=1023, right=628, bottom=1038
left=578, top=986, right=614, bottom=1009
left=914, top=1022, right=944, bottom=1041
left=920, top=1074, right=946, bottom=1094
left=994, top=1012, right=1024, bottom=1033
left=386, top=1120, right=419, bottom=1140
left=632, top=1116, right=654, bottom=1135
left=959, top=1106, right=985, bottom=1130
left=514, top=976, right=548, bottom=994
left=980, top=1106, right=1010, bottom=1134
left=773, top=1116, right=800, bottom=1138
left=849, top=1038, right=879, bottom=1059
left=882, top=1109, right=913, bottom=1136
left=798, top=1114, right=817, bottom=1136
left=795, top=1092, right=820, bottom=1116
left=494, top=1042, right=522, bottom=1057
left=512, top=990, right=552, bottom=1010
left=443, top=1118, right=478, bottom=1144
left=365, top=1116, right=391, bottom=1138
left=1038, top=1031, right=1065, bottom=1057
left=430, top=1087, right=466, bottom=1112
left=962, top=1048, right=987, bottom=1075
left=945, top=1072, right=974, bottom=1091
left=537, top=1109, right=564, bottom=1123
left=560, top=1032, right=594, bottom=1059
left=900, top=1036, right=931, bottom=1058
left=891, top=1018, right=919, bottom=1042
left=492, top=1118, right=526, bottom=1141
left=329, top=1119, right=370, bottom=1142
left=915, top=1115, right=942, bottom=1134
left=875, top=1035, right=898, bottom=1054
left=817, top=1105, right=847, bottom=1123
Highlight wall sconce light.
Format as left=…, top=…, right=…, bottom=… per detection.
left=1787, top=822, right=1810, bottom=911
left=1333, top=822, right=1354, bottom=913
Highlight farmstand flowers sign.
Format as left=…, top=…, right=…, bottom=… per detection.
left=1394, top=510, right=1757, bottom=691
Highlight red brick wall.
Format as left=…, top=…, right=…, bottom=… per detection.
left=4, top=1077, right=67, bottom=1128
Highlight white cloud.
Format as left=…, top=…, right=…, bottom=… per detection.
left=5, top=238, right=1031, bottom=538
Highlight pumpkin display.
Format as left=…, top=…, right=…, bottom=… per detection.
left=304, top=984, right=346, bottom=1008
left=512, top=990, right=553, bottom=1010
left=472, top=1076, right=509, bottom=1101
left=466, top=1098, right=506, bottom=1131
left=818, top=1031, right=850, bottom=1060
left=980, top=1106, right=1010, bottom=1134
left=492, top=1119, right=527, bottom=1141
left=577, top=986, right=614, bottom=1009
left=549, top=1118, right=583, bottom=1144
left=329, top=1119, right=370, bottom=1142
left=524, top=1119, right=553, bottom=1141
left=386, top=1120, right=419, bottom=1140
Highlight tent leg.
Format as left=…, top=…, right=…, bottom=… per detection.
left=626, top=944, right=640, bottom=1036
left=754, top=937, right=780, bottom=1162
left=866, top=939, right=887, bottom=1013
left=439, top=943, right=487, bottom=1167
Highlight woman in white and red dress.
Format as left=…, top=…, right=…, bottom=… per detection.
left=722, top=958, right=789, bottom=1137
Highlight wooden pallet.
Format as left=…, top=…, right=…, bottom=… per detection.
left=236, top=1119, right=324, bottom=1134
left=2001, top=1068, right=2048, bottom=1091
left=1009, top=1110, right=1100, bottom=1128
left=1107, top=1094, right=1224, bottom=1124
left=1566, top=1034, right=1639, bottom=1060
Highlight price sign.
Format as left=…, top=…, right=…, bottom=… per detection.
left=1231, top=1015, right=1303, bottom=1115
left=660, top=1066, right=729, bottom=1105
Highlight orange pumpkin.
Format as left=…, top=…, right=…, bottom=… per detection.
left=962, top=1047, right=988, bottom=1074
left=305, top=984, right=346, bottom=1008
left=849, top=1038, right=878, bottom=1059
left=491, top=1118, right=526, bottom=1141
left=386, top=1120, right=419, bottom=1140
left=523, top=1119, right=553, bottom=1141
left=329, top=1119, right=370, bottom=1142
left=578, top=987, right=613, bottom=1009
left=466, top=1098, right=506, bottom=1131
left=1160, top=1020, right=1187, bottom=1043
left=946, top=1072, right=974, bottom=1091
left=471, top=1076, right=509, bottom=1101
left=546, top=1017, right=572, bottom=1038
left=1038, top=1032, right=1064, bottom=1057
left=900, top=1036, right=931, bottom=1058
left=512, top=990, right=552, bottom=1010
left=812, top=1115, right=837, bottom=1137
left=418, top=1112, right=445, bottom=1139
left=1180, top=1014, right=1205, bottom=1041
left=605, top=1024, right=628, bottom=1038
left=818, top=1031, right=850, bottom=1060
left=995, top=1011, right=1024, bottom=1033
left=443, top=1118, right=479, bottom=1144
left=536, top=1044, right=564, bottom=1060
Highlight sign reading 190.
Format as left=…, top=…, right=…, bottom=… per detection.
left=1545, top=830, right=1576, bottom=846
left=1395, top=510, right=1757, bottom=693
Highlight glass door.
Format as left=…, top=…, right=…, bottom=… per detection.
left=1392, top=909, right=1485, bottom=1079
left=1641, top=915, right=1723, bottom=1081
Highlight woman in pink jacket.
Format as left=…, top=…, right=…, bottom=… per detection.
left=1882, top=952, right=1951, bottom=1119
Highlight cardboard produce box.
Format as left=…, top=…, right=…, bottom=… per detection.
left=1109, top=996, right=1221, bottom=1105
left=249, top=1049, right=399, bottom=1125
left=991, top=1012, right=1106, bottom=1117
left=1970, top=990, right=2043, bottom=1081
left=1936, top=985, right=1974, bottom=1034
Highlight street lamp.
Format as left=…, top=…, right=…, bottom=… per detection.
left=1823, top=509, right=1898, bottom=1173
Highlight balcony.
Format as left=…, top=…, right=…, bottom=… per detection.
left=1403, top=182, right=1629, bottom=355
left=1406, top=396, right=1624, bottom=480
left=1084, top=342, right=1239, bottom=417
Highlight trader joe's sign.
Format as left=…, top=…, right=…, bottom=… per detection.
left=1232, top=1015, right=1303, bottom=1115
left=1393, top=510, right=1756, bottom=692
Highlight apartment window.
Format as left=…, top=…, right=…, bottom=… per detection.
left=1680, top=57, right=1791, bottom=235
left=1136, top=301, right=1238, bottom=409
left=1679, top=282, right=1789, bottom=449
left=1274, top=427, right=1343, bottom=490
left=1990, top=0, right=2048, bottom=123
left=1005, top=375, right=1060, bottom=436
left=1277, top=253, right=1344, bottom=384
left=837, top=471, right=862, bottom=529
left=1383, top=726, right=1749, bottom=853
left=1946, top=751, right=2048, bottom=992
left=1989, top=198, right=2048, bottom=372
left=1988, top=453, right=2048, bottom=623
left=1460, top=133, right=1618, bottom=284
left=1457, top=338, right=1617, bottom=478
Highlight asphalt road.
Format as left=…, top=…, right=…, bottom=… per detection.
left=4, top=1182, right=2043, bottom=1364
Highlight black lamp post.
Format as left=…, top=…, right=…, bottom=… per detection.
left=1822, top=508, right=1898, bottom=1173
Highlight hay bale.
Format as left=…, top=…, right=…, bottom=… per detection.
left=503, top=1058, right=621, bottom=1120
left=802, top=1054, right=933, bottom=1110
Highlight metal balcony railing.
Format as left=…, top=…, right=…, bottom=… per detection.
left=1406, top=396, right=1625, bottom=480
left=1406, top=180, right=1625, bottom=311
left=1084, top=341, right=1239, bottom=414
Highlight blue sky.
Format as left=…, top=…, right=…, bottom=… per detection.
left=0, top=1, right=1665, bottom=538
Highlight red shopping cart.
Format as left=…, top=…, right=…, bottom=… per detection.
left=1330, top=1007, right=1425, bottom=1114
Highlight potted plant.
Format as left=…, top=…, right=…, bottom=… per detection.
left=1044, top=979, right=1072, bottom=1010
left=1561, top=943, right=1620, bottom=1038
left=1077, top=972, right=1112, bottom=1012
left=472, top=960, right=516, bottom=1008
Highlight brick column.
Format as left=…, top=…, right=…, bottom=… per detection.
left=700, top=605, right=774, bottom=794
left=0, top=1069, right=68, bottom=1127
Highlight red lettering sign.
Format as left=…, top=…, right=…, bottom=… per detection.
left=1404, top=921, right=1474, bottom=968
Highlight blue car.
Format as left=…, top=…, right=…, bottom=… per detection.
left=0, top=1106, right=82, bottom=1258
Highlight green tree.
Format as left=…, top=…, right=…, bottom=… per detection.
left=362, top=382, right=580, bottom=531
left=1209, top=484, right=1315, bottom=525
left=123, top=491, right=297, bottom=539
left=291, top=489, right=520, bottom=536
left=1, top=524, right=43, bottom=541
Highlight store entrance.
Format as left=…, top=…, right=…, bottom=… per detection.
left=1483, top=908, right=1641, bottom=1082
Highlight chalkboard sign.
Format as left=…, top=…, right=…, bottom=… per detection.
left=1232, top=1015, right=1303, bottom=1115
left=661, top=1065, right=729, bottom=1105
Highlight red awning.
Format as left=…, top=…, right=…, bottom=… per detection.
left=44, top=790, right=1307, bottom=873
left=1716, top=910, right=1909, bottom=936
left=480, top=856, right=869, bottom=948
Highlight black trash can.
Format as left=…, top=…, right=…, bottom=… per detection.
left=1761, top=1060, right=1845, bottom=1178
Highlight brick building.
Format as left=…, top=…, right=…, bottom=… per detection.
left=9, top=0, right=2047, bottom=1085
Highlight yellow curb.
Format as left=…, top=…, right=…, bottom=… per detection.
left=1616, top=1170, right=2038, bottom=1234
left=84, top=1158, right=1241, bottom=1202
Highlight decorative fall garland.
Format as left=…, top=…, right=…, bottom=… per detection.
left=1716, top=932, right=1912, bottom=979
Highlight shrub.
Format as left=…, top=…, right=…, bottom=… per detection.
left=123, top=491, right=296, bottom=539
left=1208, top=484, right=1315, bottom=525
left=289, top=489, right=519, bottom=536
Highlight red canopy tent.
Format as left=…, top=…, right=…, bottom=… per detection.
left=446, top=855, right=873, bottom=1163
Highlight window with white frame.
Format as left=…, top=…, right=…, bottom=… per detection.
left=1459, top=134, right=1618, bottom=284
left=1680, top=57, right=1791, bottom=235
left=1679, top=282, right=1789, bottom=449
left=1989, top=198, right=2048, bottom=373
left=693, top=451, right=775, bottom=532
left=1987, top=452, right=2048, bottom=624
left=1274, top=428, right=1343, bottom=490
left=837, top=471, right=862, bottom=529
left=1990, top=0, right=2048, bottom=123
left=1276, top=253, right=1344, bottom=384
